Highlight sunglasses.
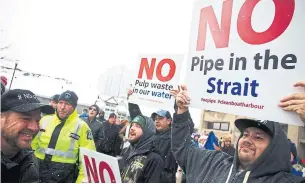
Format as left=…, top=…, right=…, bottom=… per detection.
left=89, top=107, right=97, bottom=111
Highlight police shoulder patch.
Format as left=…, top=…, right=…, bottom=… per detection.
left=87, top=130, right=93, bottom=140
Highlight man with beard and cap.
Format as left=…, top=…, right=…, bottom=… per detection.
left=100, top=113, right=122, bottom=157
left=81, top=104, right=105, bottom=153
left=1, top=89, right=54, bottom=183
left=119, top=115, right=164, bottom=183
left=127, top=89, right=179, bottom=183
left=170, top=84, right=305, bottom=183
left=31, top=90, right=96, bottom=183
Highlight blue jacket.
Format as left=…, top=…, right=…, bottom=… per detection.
left=204, top=131, right=219, bottom=150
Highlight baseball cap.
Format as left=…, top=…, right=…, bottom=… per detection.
left=235, top=119, right=275, bottom=137
left=151, top=110, right=172, bottom=120
left=1, top=89, right=55, bottom=114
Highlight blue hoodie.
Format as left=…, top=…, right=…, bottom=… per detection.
left=204, top=131, right=219, bottom=150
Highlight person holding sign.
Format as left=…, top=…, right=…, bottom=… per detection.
left=170, top=84, right=305, bottom=183
left=119, top=115, right=164, bottom=183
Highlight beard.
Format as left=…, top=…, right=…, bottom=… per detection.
left=1, top=128, right=19, bottom=149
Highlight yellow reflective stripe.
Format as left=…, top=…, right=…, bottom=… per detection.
left=37, top=119, right=83, bottom=160
left=36, top=148, right=78, bottom=159
left=68, top=119, right=82, bottom=152
left=37, top=117, right=53, bottom=139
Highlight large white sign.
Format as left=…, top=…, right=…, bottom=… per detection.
left=80, top=148, right=122, bottom=183
left=185, top=0, right=305, bottom=125
left=129, top=54, right=183, bottom=109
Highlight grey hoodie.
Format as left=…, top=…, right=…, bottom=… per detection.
left=172, top=111, right=305, bottom=183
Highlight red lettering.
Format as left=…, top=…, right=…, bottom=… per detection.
left=155, top=59, right=176, bottom=82
left=84, top=155, right=99, bottom=183
left=196, top=0, right=233, bottom=51
left=99, top=161, right=116, bottom=183
left=237, top=0, right=295, bottom=44
left=137, top=58, right=176, bottom=82
left=137, top=58, right=156, bottom=80
left=196, top=0, right=295, bottom=50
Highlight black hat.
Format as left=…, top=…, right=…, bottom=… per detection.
left=235, top=119, right=275, bottom=137
left=58, top=90, right=78, bottom=108
left=151, top=110, right=172, bottom=120
left=108, top=113, right=117, bottom=119
left=1, top=89, right=55, bottom=114
left=50, top=94, right=60, bottom=103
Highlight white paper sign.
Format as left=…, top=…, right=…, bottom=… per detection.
left=80, top=148, right=122, bottom=183
left=185, top=0, right=305, bottom=126
left=129, top=54, right=183, bottom=109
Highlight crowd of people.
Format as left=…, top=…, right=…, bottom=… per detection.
left=1, top=78, right=305, bottom=183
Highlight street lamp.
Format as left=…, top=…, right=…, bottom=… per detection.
left=8, top=59, right=19, bottom=90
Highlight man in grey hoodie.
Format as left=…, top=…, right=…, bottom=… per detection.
left=171, top=84, right=305, bottom=183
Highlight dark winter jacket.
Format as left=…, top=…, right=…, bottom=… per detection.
left=153, top=129, right=178, bottom=183
left=128, top=102, right=178, bottom=183
left=82, top=117, right=105, bottom=152
left=100, top=121, right=122, bottom=157
left=172, top=111, right=305, bottom=183
left=1, top=150, right=39, bottom=183
left=221, top=145, right=235, bottom=157
left=119, top=115, right=163, bottom=183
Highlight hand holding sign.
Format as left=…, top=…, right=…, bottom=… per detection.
left=172, top=85, right=191, bottom=114
left=279, top=81, right=305, bottom=124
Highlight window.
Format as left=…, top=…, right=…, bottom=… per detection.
left=207, top=121, right=230, bottom=131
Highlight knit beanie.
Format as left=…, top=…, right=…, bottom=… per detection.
left=58, top=90, right=78, bottom=108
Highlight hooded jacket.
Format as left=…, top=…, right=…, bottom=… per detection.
left=128, top=102, right=178, bottom=183
left=172, top=111, right=305, bottom=183
left=119, top=115, right=164, bottom=183
left=1, top=150, right=39, bottom=183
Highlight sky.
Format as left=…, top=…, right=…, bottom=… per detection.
left=0, top=0, right=202, bottom=127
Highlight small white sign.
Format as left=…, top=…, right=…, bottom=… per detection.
left=129, top=54, right=183, bottom=109
left=80, top=148, right=122, bottom=183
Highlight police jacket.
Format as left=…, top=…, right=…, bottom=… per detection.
left=1, top=150, right=39, bottom=183
left=31, top=110, right=96, bottom=183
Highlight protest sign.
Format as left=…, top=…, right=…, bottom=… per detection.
left=80, top=148, right=122, bottom=183
left=129, top=54, right=183, bottom=109
left=185, top=0, right=305, bottom=125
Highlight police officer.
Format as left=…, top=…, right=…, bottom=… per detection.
left=31, top=90, right=96, bottom=183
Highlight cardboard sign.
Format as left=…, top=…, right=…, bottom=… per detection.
left=80, top=148, right=122, bottom=183
left=129, top=54, right=183, bottom=109
left=185, top=0, right=305, bottom=125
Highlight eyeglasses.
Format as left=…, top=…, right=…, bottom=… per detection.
left=89, top=108, right=97, bottom=111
